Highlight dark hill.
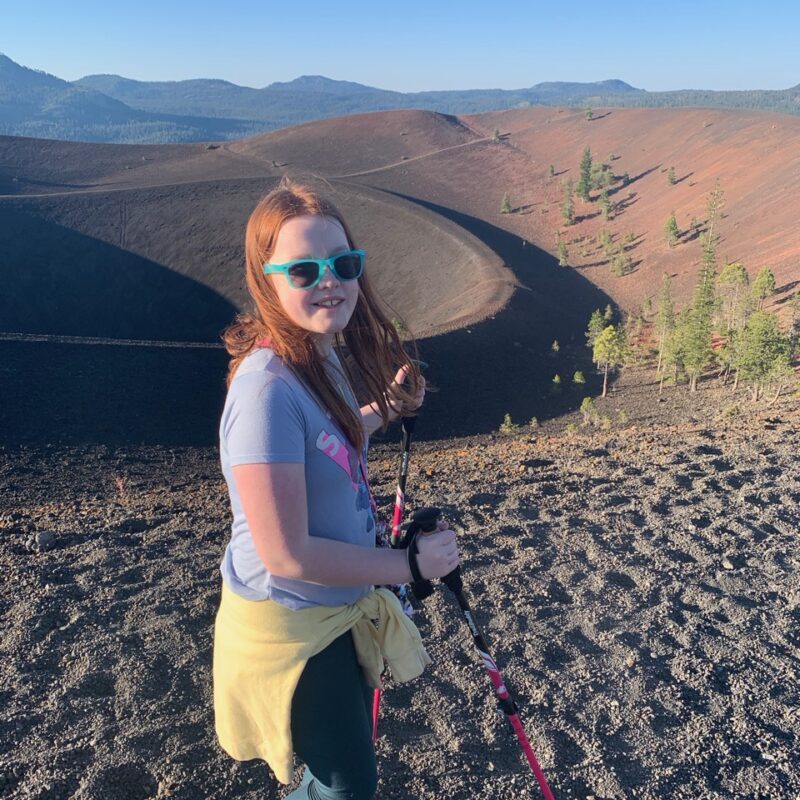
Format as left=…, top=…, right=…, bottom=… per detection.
left=9, top=103, right=800, bottom=441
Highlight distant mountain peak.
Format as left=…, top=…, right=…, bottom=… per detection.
left=530, top=79, right=640, bottom=93
left=265, top=75, right=380, bottom=93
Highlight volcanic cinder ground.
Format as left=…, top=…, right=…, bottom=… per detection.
left=1, top=107, right=799, bottom=800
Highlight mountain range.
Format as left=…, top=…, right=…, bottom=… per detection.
left=1, top=53, right=799, bottom=144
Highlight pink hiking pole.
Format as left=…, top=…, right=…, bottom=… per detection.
left=372, top=415, right=417, bottom=742
left=406, top=507, right=556, bottom=800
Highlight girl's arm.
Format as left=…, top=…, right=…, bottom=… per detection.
left=233, top=462, right=457, bottom=586
left=360, top=400, right=400, bottom=436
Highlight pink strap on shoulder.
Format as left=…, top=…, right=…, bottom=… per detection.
left=255, top=338, right=273, bottom=348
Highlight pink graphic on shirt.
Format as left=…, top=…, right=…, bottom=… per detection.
left=316, top=431, right=358, bottom=491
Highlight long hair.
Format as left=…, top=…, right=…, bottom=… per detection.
left=222, top=177, right=421, bottom=452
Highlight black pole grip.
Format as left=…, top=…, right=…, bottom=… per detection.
left=410, top=508, right=463, bottom=594
left=397, top=514, right=435, bottom=601
left=401, top=415, right=417, bottom=435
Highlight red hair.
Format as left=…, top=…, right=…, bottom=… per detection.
left=222, top=178, right=420, bottom=452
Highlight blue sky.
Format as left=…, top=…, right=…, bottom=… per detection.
left=4, top=0, right=799, bottom=92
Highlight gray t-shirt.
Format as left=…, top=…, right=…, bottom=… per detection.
left=218, top=346, right=375, bottom=608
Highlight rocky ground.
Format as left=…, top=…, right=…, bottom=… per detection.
left=1, top=375, right=799, bottom=799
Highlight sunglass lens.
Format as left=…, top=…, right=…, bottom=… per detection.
left=287, top=262, right=321, bottom=288
left=333, top=253, right=362, bottom=280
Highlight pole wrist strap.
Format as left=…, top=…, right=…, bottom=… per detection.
left=407, top=538, right=425, bottom=583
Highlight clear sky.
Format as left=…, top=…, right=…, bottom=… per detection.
left=4, top=0, right=799, bottom=93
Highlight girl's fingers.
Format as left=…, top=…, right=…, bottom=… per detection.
left=393, top=365, right=410, bottom=386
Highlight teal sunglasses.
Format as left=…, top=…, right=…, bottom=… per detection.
left=263, top=249, right=365, bottom=290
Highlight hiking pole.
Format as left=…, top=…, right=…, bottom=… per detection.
left=372, top=414, right=420, bottom=742
left=407, top=507, right=556, bottom=800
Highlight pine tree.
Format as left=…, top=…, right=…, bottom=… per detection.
left=734, top=311, right=792, bottom=402
left=664, top=212, right=680, bottom=247
left=655, top=273, right=676, bottom=375
left=751, top=267, right=776, bottom=310
left=661, top=311, right=689, bottom=391
left=548, top=164, right=555, bottom=178
left=667, top=166, right=676, bottom=185
left=597, top=228, right=614, bottom=255
left=561, top=180, right=575, bottom=225
left=682, top=233, right=718, bottom=391
left=706, top=180, right=725, bottom=241
left=590, top=162, right=614, bottom=190
left=604, top=304, right=614, bottom=322
left=598, top=188, right=612, bottom=220
left=789, top=292, right=800, bottom=357
left=586, top=309, right=606, bottom=367
left=556, top=232, right=569, bottom=266
left=716, top=261, right=750, bottom=334
left=593, top=325, right=626, bottom=398
left=624, top=312, right=646, bottom=365
left=500, top=193, right=512, bottom=214
left=576, top=146, right=592, bottom=201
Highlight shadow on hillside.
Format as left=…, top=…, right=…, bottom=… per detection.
left=774, top=282, right=800, bottom=306
left=608, top=165, right=660, bottom=198
left=380, top=193, right=615, bottom=439
left=0, top=340, right=229, bottom=448
left=0, top=206, right=237, bottom=341
left=0, top=196, right=614, bottom=447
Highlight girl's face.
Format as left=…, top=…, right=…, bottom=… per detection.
left=267, top=214, right=359, bottom=353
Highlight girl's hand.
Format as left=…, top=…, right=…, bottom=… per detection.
left=387, top=365, right=425, bottom=420
left=415, top=526, right=459, bottom=580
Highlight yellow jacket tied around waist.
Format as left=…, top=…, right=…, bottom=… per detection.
left=213, top=583, right=431, bottom=784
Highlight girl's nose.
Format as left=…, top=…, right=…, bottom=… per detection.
left=318, top=264, right=340, bottom=287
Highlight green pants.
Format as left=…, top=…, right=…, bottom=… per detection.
left=288, top=631, right=378, bottom=800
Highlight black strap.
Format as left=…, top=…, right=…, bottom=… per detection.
left=407, top=537, right=425, bottom=583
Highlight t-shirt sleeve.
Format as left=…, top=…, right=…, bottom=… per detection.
left=222, top=373, right=306, bottom=466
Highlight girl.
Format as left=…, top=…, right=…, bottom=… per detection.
left=213, top=178, right=460, bottom=800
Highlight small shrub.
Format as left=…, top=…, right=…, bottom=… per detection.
left=573, top=371, right=586, bottom=384
left=113, top=475, right=130, bottom=506
left=616, top=410, right=629, bottom=425
left=719, top=404, right=740, bottom=419
left=599, top=415, right=613, bottom=431
left=611, top=254, right=634, bottom=277
left=529, top=416, right=539, bottom=429
left=500, top=193, right=512, bottom=214
left=580, top=396, right=599, bottom=426
left=565, top=422, right=579, bottom=437
left=552, top=374, right=562, bottom=385
left=551, top=340, right=560, bottom=353
left=499, top=413, right=519, bottom=433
